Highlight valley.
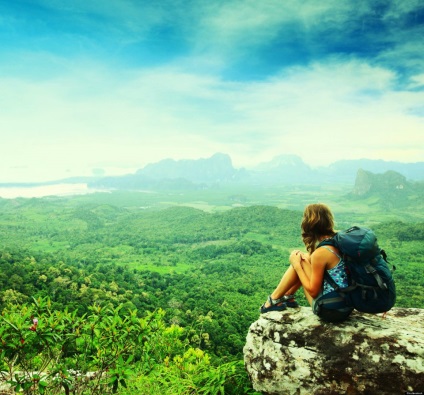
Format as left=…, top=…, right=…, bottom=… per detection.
left=0, top=185, right=422, bottom=394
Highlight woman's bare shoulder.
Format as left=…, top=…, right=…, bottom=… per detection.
left=313, top=246, right=340, bottom=268
left=311, top=247, right=328, bottom=264
left=311, top=246, right=338, bottom=266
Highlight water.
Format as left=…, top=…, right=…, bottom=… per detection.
left=0, top=183, right=103, bottom=199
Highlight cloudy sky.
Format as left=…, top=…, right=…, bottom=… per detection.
left=1, top=0, right=423, bottom=183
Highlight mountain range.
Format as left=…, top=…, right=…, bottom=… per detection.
left=88, top=153, right=424, bottom=190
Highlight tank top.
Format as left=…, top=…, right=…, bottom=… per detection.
left=321, top=246, right=349, bottom=295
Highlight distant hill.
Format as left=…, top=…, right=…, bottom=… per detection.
left=352, top=169, right=409, bottom=196
left=348, top=169, right=424, bottom=210
left=323, top=159, right=424, bottom=183
left=138, top=153, right=248, bottom=184
left=249, top=154, right=316, bottom=184
left=88, top=173, right=201, bottom=191
left=89, top=153, right=248, bottom=190
left=88, top=154, right=424, bottom=190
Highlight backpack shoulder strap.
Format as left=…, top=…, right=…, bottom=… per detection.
left=318, top=241, right=344, bottom=291
left=317, top=237, right=337, bottom=249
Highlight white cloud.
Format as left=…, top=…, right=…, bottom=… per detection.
left=408, top=74, right=424, bottom=89
left=0, top=54, right=423, bottom=182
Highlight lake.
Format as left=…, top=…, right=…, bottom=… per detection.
left=0, top=183, right=104, bottom=199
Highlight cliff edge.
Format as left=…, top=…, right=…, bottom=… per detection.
left=243, top=307, right=423, bottom=395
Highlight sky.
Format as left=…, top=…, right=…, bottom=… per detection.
left=0, top=0, right=423, bottom=183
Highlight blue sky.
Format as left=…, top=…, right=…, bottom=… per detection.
left=0, top=0, right=423, bottom=182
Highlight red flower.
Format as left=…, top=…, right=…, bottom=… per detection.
left=29, top=318, right=39, bottom=331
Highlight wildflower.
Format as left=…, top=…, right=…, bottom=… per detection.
left=29, top=317, right=39, bottom=331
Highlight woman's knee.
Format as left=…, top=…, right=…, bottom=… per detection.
left=289, top=250, right=303, bottom=263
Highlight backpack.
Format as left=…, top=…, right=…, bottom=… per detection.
left=318, top=226, right=396, bottom=314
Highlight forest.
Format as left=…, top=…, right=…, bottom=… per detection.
left=0, top=188, right=423, bottom=394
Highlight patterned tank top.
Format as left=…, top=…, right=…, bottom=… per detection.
left=321, top=246, right=349, bottom=295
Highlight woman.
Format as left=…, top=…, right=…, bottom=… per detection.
left=260, top=203, right=353, bottom=323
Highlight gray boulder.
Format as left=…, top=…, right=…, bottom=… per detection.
left=243, top=307, right=423, bottom=395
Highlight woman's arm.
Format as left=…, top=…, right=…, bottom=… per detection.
left=290, top=249, right=327, bottom=298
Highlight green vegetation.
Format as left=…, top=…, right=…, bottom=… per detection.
left=1, top=297, right=252, bottom=395
left=0, top=188, right=422, bottom=394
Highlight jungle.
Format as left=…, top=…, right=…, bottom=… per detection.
left=0, top=185, right=422, bottom=394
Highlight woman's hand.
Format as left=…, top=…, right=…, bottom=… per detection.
left=290, top=250, right=304, bottom=271
left=289, top=249, right=322, bottom=298
left=297, top=248, right=327, bottom=299
left=291, top=250, right=309, bottom=268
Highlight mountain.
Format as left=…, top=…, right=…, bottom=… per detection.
left=322, top=159, right=424, bottom=183
left=348, top=169, right=424, bottom=210
left=249, top=154, right=315, bottom=184
left=352, top=169, right=409, bottom=196
left=137, top=152, right=246, bottom=184
left=254, top=157, right=424, bottom=184
left=89, top=153, right=249, bottom=190
left=87, top=154, right=424, bottom=191
left=88, top=173, right=201, bottom=191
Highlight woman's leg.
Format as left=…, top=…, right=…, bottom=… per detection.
left=268, top=266, right=301, bottom=302
left=288, top=250, right=314, bottom=306
left=263, top=259, right=303, bottom=308
left=264, top=250, right=317, bottom=308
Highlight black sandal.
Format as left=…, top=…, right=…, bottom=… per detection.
left=259, top=295, right=287, bottom=313
left=282, top=294, right=299, bottom=308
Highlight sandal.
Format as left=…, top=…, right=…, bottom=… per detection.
left=259, top=295, right=287, bottom=313
left=282, top=294, right=299, bottom=308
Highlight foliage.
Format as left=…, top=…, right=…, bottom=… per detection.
left=0, top=191, right=423, bottom=393
left=0, top=199, right=423, bottom=360
left=0, top=297, right=178, bottom=394
left=0, top=297, right=257, bottom=395
left=131, top=351, right=260, bottom=395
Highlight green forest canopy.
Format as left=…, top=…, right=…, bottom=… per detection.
left=0, top=193, right=423, bottom=360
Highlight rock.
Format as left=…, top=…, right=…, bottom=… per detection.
left=352, top=169, right=408, bottom=197
left=243, top=307, right=424, bottom=395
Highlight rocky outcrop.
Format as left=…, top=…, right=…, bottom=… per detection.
left=243, top=307, right=424, bottom=395
left=352, top=169, right=408, bottom=196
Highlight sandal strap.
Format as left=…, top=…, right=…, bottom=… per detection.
left=268, top=295, right=286, bottom=306
left=267, top=294, right=297, bottom=306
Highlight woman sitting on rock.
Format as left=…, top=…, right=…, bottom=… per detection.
left=260, top=203, right=353, bottom=323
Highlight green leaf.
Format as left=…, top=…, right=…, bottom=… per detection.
left=23, top=381, right=33, bottom=390
left=2, top=319, right=19, bottom=331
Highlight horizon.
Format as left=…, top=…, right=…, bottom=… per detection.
left=0, top=152, right=422, bottom=199
left=1, top=1, right=423, bottom=183
left=1, top=152, right=422, bottom=184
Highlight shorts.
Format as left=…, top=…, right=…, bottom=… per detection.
left=313, top=290, right=353, bottom=323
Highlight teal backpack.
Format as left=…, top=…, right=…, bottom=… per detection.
left=318, top=226, right=396, bottom=314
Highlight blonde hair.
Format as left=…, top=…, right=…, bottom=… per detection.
left=301, top=203, right=336, bottom=253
